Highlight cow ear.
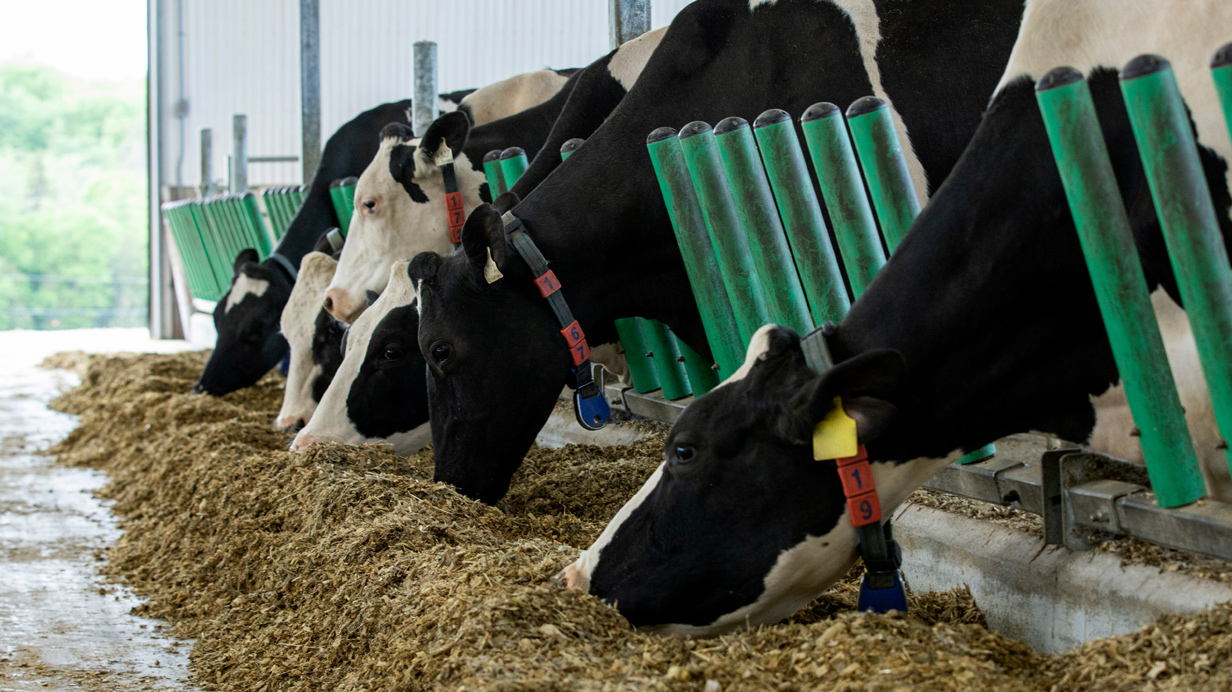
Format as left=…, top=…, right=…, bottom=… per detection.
left=407, top=251, right=441, bottom=288
left=418, top=111, right=470, bottom=167
left=492, top=191, right=521, bottom=214
left=781, top=349, right=907, bottom=445
left=459, top=204, right=515, bottom=282
left=233, top=248, right=259, bottom=275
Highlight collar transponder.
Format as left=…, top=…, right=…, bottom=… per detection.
left=501, top=211, right=610, bottom=430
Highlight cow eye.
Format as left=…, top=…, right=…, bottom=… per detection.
left=672, top=443, right=696, bottom=464
left=383, top=343, right=404, bottom=361
left=431, top=342, right=453, bottom=365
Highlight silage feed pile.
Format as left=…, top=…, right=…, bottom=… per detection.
left=42, top=352, right=1232, bottom=691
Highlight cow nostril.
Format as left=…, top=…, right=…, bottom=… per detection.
left=293, top=418, right=306, bottom=431
left=323, top=296, right=333, bottom=311
left=363, top=200, right=376, bottom=211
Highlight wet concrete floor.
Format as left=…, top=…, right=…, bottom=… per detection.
left=0, top=329, right=197, bottom=692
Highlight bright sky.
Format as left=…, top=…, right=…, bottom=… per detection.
left=0, top=0, right=148, bottom=81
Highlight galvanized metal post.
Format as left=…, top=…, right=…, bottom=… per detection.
left=845, top=97, right=920, bottom=253
left=299, top=0, right=321, bottom=184
left=200, top=128, right=214, bottom=197
left=499, top=147, right=530, bottom=187
left=609, top=0, right=650, bottom=49
left=413, top=41, right=438, bottom=138
left=678, top=121, right=772, bottom=346
left=714, top=116, right=814, bottom=336
left=1213, top=42, right=1232, bottom=141
left=1036, top=66, right=1204, bottom=508
left=799, top=102, right=885, bottom=299
left=646, top=126, right=744, bottom=381
left=483, top=150, right=507, bottom=197
left=1122, top=54, right=1232, bottom=478
left=753, top=108, right=850, bottom=325
left=231, top=114, right=247, bottom=193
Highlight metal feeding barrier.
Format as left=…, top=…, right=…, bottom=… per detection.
left=602, top=45, right=1232, bottom=562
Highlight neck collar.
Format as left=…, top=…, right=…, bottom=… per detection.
left=266, top=252, right=298, bottom=282
left=435, top=147, right=466, bottom=244
left=501, top=211, right=611, bottom=431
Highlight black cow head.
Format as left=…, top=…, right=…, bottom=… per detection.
left=194, top=249, right=292, bottom=396
left=292, top=260, right=430, bottom=455
left=561, top=326, right=911, bottom=635
left=409, top=203, right=571, bottom=503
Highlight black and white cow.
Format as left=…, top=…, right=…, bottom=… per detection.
left=456, top=68, right=577, bottom=126
left=559, top=3, right=1232, bottom=635
left=275, top=249, right=343, bottom=430
left=409, top=0, right=1027, bottom=503
left=193, top=72, right=580, bottom=396
left=290, top=33, right=670, bottom=450
left=323, top=30, right=666, bottom=324
left=290, top=261, right=430, bottom=453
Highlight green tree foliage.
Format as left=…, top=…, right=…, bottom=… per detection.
left=0, top=64, right=147, bottom=330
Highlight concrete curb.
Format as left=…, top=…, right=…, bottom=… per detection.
left=893, top=503, right=1232, bottom=653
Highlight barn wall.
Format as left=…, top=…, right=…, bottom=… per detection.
left=155, top=0, right=693, bottom=189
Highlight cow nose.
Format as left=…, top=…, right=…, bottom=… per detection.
left=276, top=415, right=307, bottom=431
left=323, top=288, right=348, bottom=321
left=560, top=561, right=590, bottom=592
left=191, top=382, right=206, bottom=395
left=290, top=432, right=336, bottom=452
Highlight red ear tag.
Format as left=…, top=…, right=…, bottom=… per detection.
left=568, top=339, right=591, bottom=366
left=534, top=270, right=562, bottom=297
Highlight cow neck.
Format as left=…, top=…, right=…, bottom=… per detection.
left=829, top=77, right=1193, bottom=466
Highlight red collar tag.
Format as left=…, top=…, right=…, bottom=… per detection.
left=835, top=444, right=881, bottom=527
left=445, top=191, right=465, bottom=243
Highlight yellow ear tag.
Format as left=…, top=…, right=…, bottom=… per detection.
left=483, top=248, right=504, bottom=284
left=813, top=396, right=859, bottom=461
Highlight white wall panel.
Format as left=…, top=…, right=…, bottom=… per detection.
left=158, top=0, right=695, bottom=188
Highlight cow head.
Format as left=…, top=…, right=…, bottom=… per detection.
left=323, top=112, right=483, bottom=324
left=291, top=260, right=430, bottom=455
left=276, top=251, right=341, bottom=429
left=409, top=204, right=571, bottom=503
left=560, top=325, right=926, bottom=636
left=193, top=249, right=292, bottom=396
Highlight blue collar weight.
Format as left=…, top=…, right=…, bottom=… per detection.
left=501, top=212, right=611, bottom=431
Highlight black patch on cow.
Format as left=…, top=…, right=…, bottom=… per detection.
left=388, top=142, right=431, bottom=204
left=310, top=308, right=346, bottom=403
left=345, top=301, right=430, bottom=440
left=478, top=182, right=492, bottom=204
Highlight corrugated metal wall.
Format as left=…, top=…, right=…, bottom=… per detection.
left=157, top=0, right=693, bottom=189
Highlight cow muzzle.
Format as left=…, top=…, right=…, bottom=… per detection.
left=276, top=415, right=308, bottom=431
left=323, top=287, right=366, bottom=325
left=290, top=431, right=342, bottom=452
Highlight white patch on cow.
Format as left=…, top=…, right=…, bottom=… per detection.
left=1089, top=289, right=1228, bottom=500
left=325, top=133, right=481, bottom=324
left=276, top=252, right=337, bottom=429
left=224, top=273, right=270, bottom=314
left=295, top=261, right=429, bottom=455
left=560, top=463, right=666, bottom=593
left=995, top=0, right=1232, bottom=193
left=644, top=452, right=958, bottom=637
left=713, top=324, right=776, bottom=390
left=608, top=27, right=667, bottom=92
left=437, top=97, right=458, bottom=114
left=459, top=70, right=570, bottom=127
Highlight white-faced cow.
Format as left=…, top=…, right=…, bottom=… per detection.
left=559, top=1, right=1232, bottom=635
left=409, top=0, right=1027, bottom=503
left=193, top=71, right=580, bottom=396
left=323, top=29, right=667, bottom=324
left=275, top=247, right=344, bottom=430
left=291, top=261, right=430, bottom=454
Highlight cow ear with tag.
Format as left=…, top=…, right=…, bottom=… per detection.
left=232, top=248, right=260, bottom=276
left=458, top=204, right=518, bottom=285
left=779, top=348, right=907, bottom=446
left=418, top=111, right=470, bottom=168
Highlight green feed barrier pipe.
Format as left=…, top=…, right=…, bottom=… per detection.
left=1213, top=43, right=1232, bottom=141
left=642, top=320, right=692, bottom=400
left=338, top=177, right=358, bottom=228
left=613, top=317, right=661, bottom=394
left=646, top=127, right=744, bottom=380
left=1123, top=54, right=1232, bottom=479
left=678, top=121, right=772, bottom=346
left=500, top=147, right=530, bottom=187
left=845, top=96, right=921, bottom=253
left=483, top=150, right=507, bottom=197
left=753, top=108, right=851, bottom=326
left=561, top=138, right=663, bottom=396
left=800, top=102, right=885, bottom=299
left=678, top=337, right=719, bottom=396
left=714, top=116, right=814, bottom=336
left=1036, top=66, right=1204, bottom=508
